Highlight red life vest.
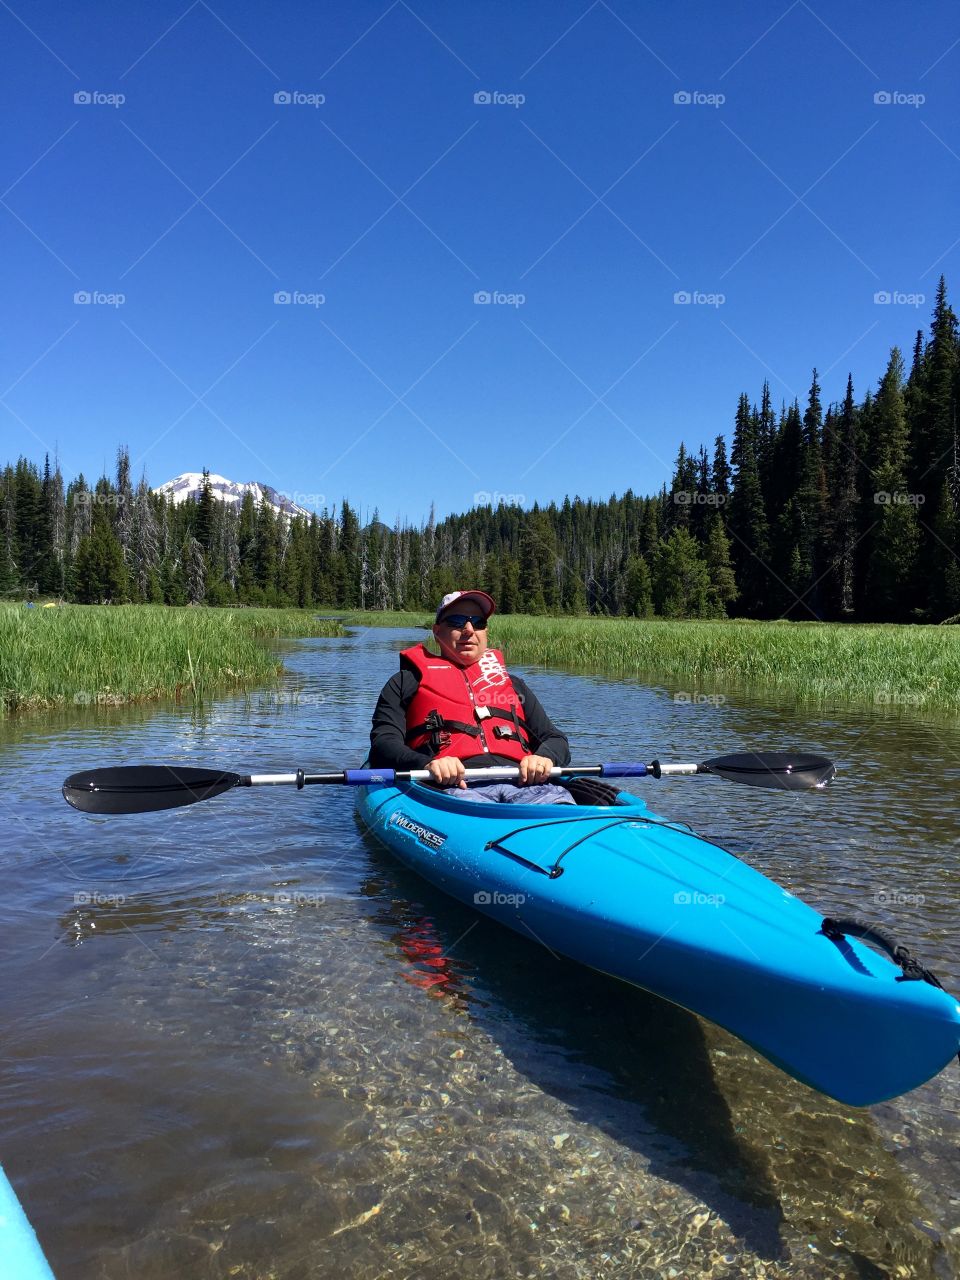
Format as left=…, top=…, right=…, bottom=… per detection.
left=401, top=643, right=532, bottom=762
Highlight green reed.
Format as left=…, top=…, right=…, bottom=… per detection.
left=342, top=611, right=960, bottom=713
left=0, top=604, right=344, bottom=714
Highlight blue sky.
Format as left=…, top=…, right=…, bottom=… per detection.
left=2, top=0, right=959, bottom=523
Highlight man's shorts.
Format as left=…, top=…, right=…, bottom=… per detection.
left=453, top=782, right=576, bottom=805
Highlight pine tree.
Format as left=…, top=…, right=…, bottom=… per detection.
left=115, top=446, right=133, bottom=565
left=824, top=375, right=861, bottom=617
left=727, top=393, right=770, bottom=615
left=0, top=467, right=16, bottom=593
left=863, top=349, right=919, bottom=619
left=237, top=492, right=257, bottom=602
left=797, top=369, right=828, bottom=616
left=254, top=499, right=279, bottom=601
left=183, top=535, right=206, bottom=604
left=711, top=435, right=731, bottom=500
left=194, top=469, right=216, bottom=554
left=667, top=443, right=698, bottom=532
left=653, top=528, right=716, bottom=618
left=624, top=554, right=653, bottom=617
left=704, top=515, right=738, bottom=614
left=130, top=476, right=161, bottom=601
left=73, top=506, right=129, bottom=603
left=338, top=500, right=361, bottom=606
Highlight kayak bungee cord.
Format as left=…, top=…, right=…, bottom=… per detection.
left=483, top=811, right=717, bottom=879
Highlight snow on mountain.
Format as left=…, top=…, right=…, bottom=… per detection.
left=154, top=473, right=314, bottom=520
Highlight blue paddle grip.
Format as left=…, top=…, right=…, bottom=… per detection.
left=600, top=762, right=649, bottom=777
left=344, top=768, right=396, bottom=785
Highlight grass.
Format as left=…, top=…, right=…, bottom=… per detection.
left=340, top=611, right=960, bottom=713
left=0, top=604, right=344, bottom=715
left=9, top=604, right=958, bottom=716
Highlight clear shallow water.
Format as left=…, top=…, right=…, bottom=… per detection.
left=0, top=625, right=958, bottom=1279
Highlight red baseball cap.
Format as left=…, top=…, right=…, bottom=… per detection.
left=434, top=590, right=496, bottom=622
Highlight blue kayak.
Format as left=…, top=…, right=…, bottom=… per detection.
left=357, top=779, right=960, bottom=1106
left=0, top=1164, right=55, bottom=1280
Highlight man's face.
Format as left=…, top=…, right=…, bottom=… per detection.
left=433, top=610, right=489, bottom=666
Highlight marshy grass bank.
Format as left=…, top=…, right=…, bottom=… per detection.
left=0, top=604, right=344, bottom=714
left=340, top=611, right=960, bottom=714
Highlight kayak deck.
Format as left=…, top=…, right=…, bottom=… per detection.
left=357, top=780, right=960, bottom=1106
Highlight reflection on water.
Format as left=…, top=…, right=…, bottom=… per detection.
left=0, top=627, right=957, bottom=1279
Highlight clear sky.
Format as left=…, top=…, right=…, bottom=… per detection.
left=2, top=0, right=959, bottom=523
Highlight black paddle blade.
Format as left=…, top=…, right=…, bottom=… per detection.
left=702, top=751, right=835, bottom=791
left=63, top=766, right=243, bottom=814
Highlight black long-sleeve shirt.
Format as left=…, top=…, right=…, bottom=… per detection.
left=369, top=667, right=571, bottom=771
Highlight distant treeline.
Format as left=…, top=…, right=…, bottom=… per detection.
left=2, top=278, right=958, bottom=622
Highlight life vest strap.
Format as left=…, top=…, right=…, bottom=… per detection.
left=405, top=705, right=532, bottom=749
left=405, top=716, right=480, bottom=744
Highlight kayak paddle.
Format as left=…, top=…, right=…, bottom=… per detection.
left=62, top=752, right=835, bottom=815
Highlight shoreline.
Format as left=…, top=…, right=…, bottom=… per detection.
left=0, top=604, right=344, bottom=716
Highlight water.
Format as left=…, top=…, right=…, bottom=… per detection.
left=1, top=625, right=958, bottom=1279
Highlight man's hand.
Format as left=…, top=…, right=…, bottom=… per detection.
left=427, top=757, right=467, bottom=788
left=518, top=754, right=555, bottom=785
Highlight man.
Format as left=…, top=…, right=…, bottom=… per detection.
left=369, top=590, right=575, bottom=804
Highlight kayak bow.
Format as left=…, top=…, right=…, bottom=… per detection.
left=357, top=778, right=960, bottom=1107
left=0, top=1163, right=55, bottom=1280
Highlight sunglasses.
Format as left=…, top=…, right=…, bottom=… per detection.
left=439, top=613, right=488, bottom=630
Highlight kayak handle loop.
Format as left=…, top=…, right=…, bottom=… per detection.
left=821, top=917, right=946, bottom=989
left=822, top=918, right=959, bottom=1072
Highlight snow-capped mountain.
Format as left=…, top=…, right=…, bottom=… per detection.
left=154, top=473, right=314, bottom=520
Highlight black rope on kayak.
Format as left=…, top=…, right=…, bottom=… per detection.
left=484, top=815, right=636, bottom=877
left=821, top=917, right=947, bottom=989
left=485, top=812, right=729, bottom=879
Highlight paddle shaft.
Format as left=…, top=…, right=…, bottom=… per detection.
left=245, top=762, right=693, bottom=788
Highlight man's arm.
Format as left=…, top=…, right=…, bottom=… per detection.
left=369, top=670, right=432, bottom=770
left=512, top=677, right=571, bottom=766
